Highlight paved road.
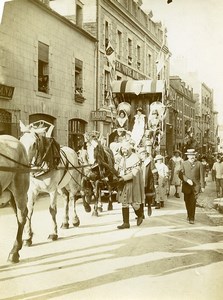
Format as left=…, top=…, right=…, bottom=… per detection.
left=0, top=175, right=223, bottom=300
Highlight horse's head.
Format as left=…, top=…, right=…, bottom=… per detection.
left=19, top=121, right=47, bottom=166
left=86, top=138, right=98, bottom=165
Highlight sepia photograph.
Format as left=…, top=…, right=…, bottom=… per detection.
left=0, top=0, right=223, bottom=299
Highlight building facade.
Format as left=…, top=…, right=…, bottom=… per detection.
left=168, top=76, right=195, bottom=155
left=0, top=0, right=96, bottom=150
left=81, top=0, right=171, bottom=144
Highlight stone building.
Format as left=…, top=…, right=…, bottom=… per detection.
left=52, top=0, right=171, bottom=148
left=168, top=76, right=195, bottom=155
left=0, top=0, right=96, bottom=150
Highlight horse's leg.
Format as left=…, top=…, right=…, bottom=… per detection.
left=71, top=193, right=80, bottom=227
left=60, top=188, right=70, bottom=229
left=8, top=195, right=28, bottom=263
left=23, top=189, right=37, bottom=247
left=80, top=177, right=91, bottom=213
left=92, top=181, right=100, bottom=216
left=48, top=191, right=58, bottom=241
left=107, top=186, right=113, bottom=211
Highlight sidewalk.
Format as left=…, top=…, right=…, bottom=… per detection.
left=197, top=173, right=223, bottom=225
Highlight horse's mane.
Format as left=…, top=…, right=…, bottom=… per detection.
left=94, top=143, right=117, bottom=178
left=36, top=135, right=60, bottom=169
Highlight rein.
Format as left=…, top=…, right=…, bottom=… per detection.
left=0, top=152, right=30, bottom=169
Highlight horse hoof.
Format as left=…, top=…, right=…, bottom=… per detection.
left=92, top=210, right=98, bottom=217
left=61, top=223, right=69, bottom=229
left=108, top=203, right=113, bottom=211
left=23, top=239, right=32, bottom=247
left=48, top=234, right=58, bottom=241
left=73, top=219, right=80, bottom=227
left=8, top=253, right=20, bottom=264
left=84, top=204, right=91, bottom=213
left=98, top=206, right=103, bottom=212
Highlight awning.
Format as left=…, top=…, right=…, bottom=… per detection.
left=111, top=80, right=165, bottom=95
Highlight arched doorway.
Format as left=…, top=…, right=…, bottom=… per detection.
left=29, top=114, right=55, bottom=137
left=0, top=109, right=11, bottom=135
left=68, top=118, right=86, bottom=152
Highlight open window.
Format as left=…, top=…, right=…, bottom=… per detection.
left=38, top=42, right=49, bottom=93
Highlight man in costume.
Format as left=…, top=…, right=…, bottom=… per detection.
left=116, top=141, right=144, bottom=229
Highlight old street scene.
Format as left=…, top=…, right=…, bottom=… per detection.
left=1, top=0, right=223, bottom=300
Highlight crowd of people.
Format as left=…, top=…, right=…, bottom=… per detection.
left=107, top=106, right=222, bottom=228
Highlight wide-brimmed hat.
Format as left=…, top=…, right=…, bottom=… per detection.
left=185, top=149, right=197, bottom=155
left=154, top=154, right=163, bottom=161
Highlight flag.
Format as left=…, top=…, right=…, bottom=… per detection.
left=106, top=41, right=114, bottom=56
left=156, top=52, right=170, bottom=75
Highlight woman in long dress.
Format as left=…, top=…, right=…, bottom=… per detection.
left=131, top=107, right=146, bottom=147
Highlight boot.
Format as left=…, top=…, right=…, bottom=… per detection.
left=147, top=203, right=152, bottom=216
left=117, top=207, right=130, bottom=229
left=155, top=202, right=161, bottom=209
left=140, top=203, right=145, bottom=219
left=134, top=208, right=143, bottom=226
left=160, top=201, right=164, bottom=208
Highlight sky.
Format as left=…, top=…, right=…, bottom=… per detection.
left=1, top=0, right=223, bottom=119
left=141, top=0, right=223, bottom=120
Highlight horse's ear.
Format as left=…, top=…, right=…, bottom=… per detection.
left=30, top=126, right=48, bottom=135
left=19, top=120, right=29, bottom=133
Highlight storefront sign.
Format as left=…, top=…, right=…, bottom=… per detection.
left=115, top=61, right=146, bottom=80
left=91, top=110, right=107, bottom=121
left=0, top=84, right=15, bottom=100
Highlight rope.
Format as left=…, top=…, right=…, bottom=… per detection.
left=0, top=152, right=30, bottom=169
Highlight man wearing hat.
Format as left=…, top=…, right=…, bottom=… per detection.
left=168, top=149, right=183, bottom=198
left=179, top=149, right=205, bottom=224
left=116, top=141, right=144, bottom=229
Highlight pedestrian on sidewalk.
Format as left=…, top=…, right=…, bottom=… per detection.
left=168, top=150, right=183, bottom=198
left=138, top=147, right=158, bottom=216
left=179, top=149, right=205, bottom=224
left=116, top=141, right=145, bottom=229
left=154, top=154, right=169, bottom=209
left=211, top=154, right=223, bottom=198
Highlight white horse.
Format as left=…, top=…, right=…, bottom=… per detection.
left=19, top=121, right=82, bottom=246
left=0, top=135, right=30, bottom=263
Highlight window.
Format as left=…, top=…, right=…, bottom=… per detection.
left=75, top=59, right=84, bottom=102
left=104, top=70, right=110, bottom=105
left=105, top=21, right=109, bottom=51
left=68, top=119, right=86, bottom=152
left=117, top=30, right=122, bottom=59
left=147, top=53, right=152, bottom=77
left=38, top=42, right=49, bottom=93
left=128, top=38, right=132, bottom=65
left=137, top=45, right=141, bottom=70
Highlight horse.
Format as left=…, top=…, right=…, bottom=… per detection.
left=19, top=121, right=83, bottom=246
left=81, top=133, right=119, bottom=216
left=0, top=135, right=30, bottom=263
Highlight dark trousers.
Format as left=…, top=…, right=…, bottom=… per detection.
left=184, top=192, right=196, bottom=221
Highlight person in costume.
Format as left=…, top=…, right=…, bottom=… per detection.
left=131, top=107, right=146, bottom=147
left=116, top=141, right=144, bottom=229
